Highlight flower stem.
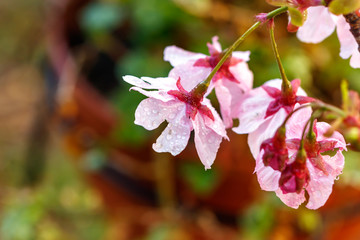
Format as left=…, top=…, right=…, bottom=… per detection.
left=269, top=19, right=291, bottom=94
left=194, top=6, right=288, bottom=91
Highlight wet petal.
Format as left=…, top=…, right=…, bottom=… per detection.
left=297, top=6, right=336, bottom=43
left=315, top=122, right=347, bottom=150
left=305, top=163, right=334, bottom=209
left=201, top=98, right=228, bottom=138
left=193, top=114, right=224, bottom=169
left=129, top=87, right=174, bottom=102
left=135, top=98, right=181, bottom=130
left=248, top=108, right=288, bottom=158
left=168, top=60, right=212, bottom=92
left=255, top=151, right=281, bottom=191
left=123, top=75, right=177, bottom=90
left=153, top=111, right=192, bottom=156
left=214, top=81, right=233, bottom=128
left=275, top=189, right=306, bottom=209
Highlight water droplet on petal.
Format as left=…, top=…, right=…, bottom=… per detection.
left=169, top=113, right=175, bottom=119
left=152, top=109, right=158, bottom=114
left=335, top=176, right=340, bottom=180
left=166, top=134, right=172, bottom=140
left=144, top=107, right=149, bottom=111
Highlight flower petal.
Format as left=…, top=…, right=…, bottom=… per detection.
left=214, top=81, right=233, bottom=128
left=296, top=6, right=336, bottom=43
left=135, top=98, right=183, bottom=130
left=248, top=108, right=288, bottom=158
left=255, top=151, right=282, bottom=191
left=207, top=36, right=222, bottom=55
left=336, top=16, right=359, bottom=59
left=164, top=46, right=205, bottom=66
left=168, top=60, right=212, bottom=92
left=193, top=114, right=224, bottom=169
left=232, top=50, right=251, bottom=62
left=229, top=61, right=254, bottom=90
left=315, top=122, right=347, bottom=150
left=305, top=163, right=334, bottom=209
left=152, top=110, right=192, bottom=156
left=275, top=189, right=306, bottom=209
left=201, top=98, right=228, bottom=138
left=123, top=75, right=177, bottom=90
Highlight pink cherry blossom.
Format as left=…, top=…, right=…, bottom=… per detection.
left=297, top=6, right=360, bottom=68
left=255, top=115, right=346, bottom=209
left=232, top=79, right=313, bottom=158
left=122, top=75, right=228, bottom=169
left=164, top=36, right=253, bottom=128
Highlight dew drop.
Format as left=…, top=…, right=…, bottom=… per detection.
left=152, top=109, right=158, bottom=114
left=166, top=134, right=172, bottom=140
left=144, top=107, right=149, bottom=112
left=169, top=113, right=175, bottom=119
left=335, top=176, right=340, bottom=180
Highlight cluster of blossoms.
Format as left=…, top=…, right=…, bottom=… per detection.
left=123, top=1, right=360, bottom=209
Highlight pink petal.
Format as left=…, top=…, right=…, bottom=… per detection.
left=202, top=98, right=228, bottom=138
left=248, top=108, right=288, bottom=158
left=207, top=36, right=222, bottom=55
left=336, top=16, right=359, bottom=60
left=130, top=86, right=174, bottom=102
left=315, top=122, right=347, bottom=150
left=321, top=153, right=344, bottom=178
left=214, top=81, right=233, bottom=128
left=296, top=6, right=336, bottom=44
left=232, top=51, right=251, bottom=62
left=275, top=189, right=306, bottom=209
left=163, top=46, right=205, bottom=67
left=350, top=51, right=360, bottom=68
left=232, top=88, right=273, bottom=134
left=305, top=162, right=334, bottom=209
left=123, top=75, right=177, bottom=90
left=255, top=151, right=281, bottom=191
left=229, top=61, right=254, bottom=90
left=192, top=113, right=224, bottom=169
left=168, top=60, right=212, bottom=92
left=152, top=110, right=192, bottom=156
left=135, top=98, right=181, bottom=130
left=285, top=106, right=312, bottom=139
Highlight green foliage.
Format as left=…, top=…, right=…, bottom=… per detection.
left=179, top=162, right=220, bottom=196
left=80, top=2, right=125, bottom=34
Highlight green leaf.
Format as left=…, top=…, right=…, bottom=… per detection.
left=329, top=0, right=360, bottom=15
left=288, top=7, right=305, bottom=27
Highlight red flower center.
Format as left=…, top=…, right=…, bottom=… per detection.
left=168, top=78, right=214, bottom=121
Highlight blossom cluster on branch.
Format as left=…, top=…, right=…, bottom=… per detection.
left=123, top=1, right=360, bottom=209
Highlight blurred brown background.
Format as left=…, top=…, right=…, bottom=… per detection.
left=1, top=0, right=360, bottom=239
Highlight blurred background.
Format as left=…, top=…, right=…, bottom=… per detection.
left=1, top=0, right=360, bottom=239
